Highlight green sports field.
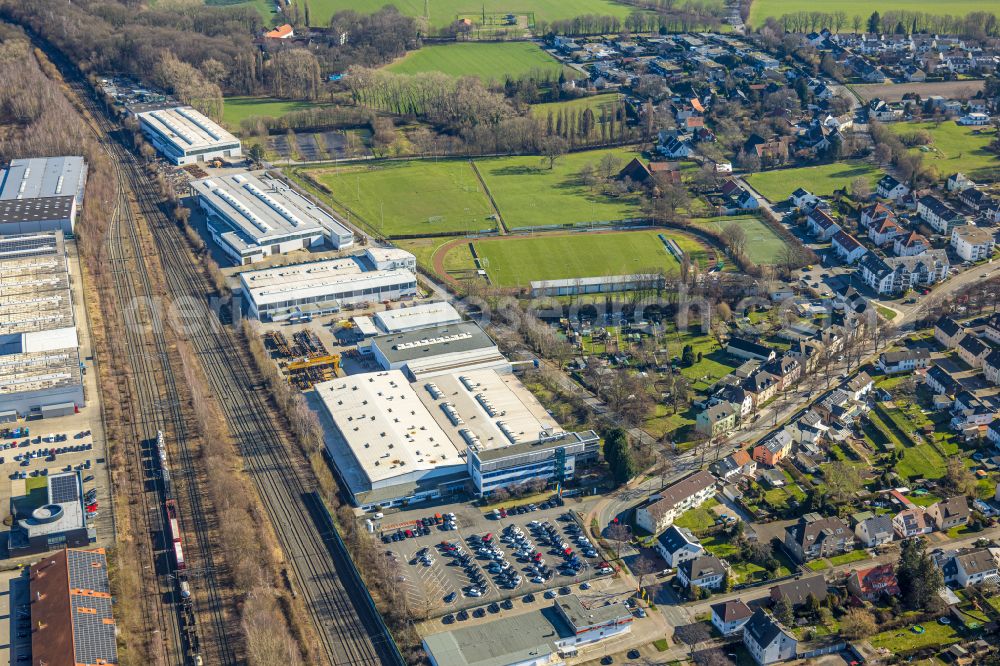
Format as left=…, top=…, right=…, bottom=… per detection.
left=289, top=0, right=636, bottom=28
left=299, top=147, right=647, bottom=237
left=306, top=160, right=497, bottom=236
left=471, top=230, right=708, bottom=287
left=889, top=121, right=999, bottom=182
left=745, top=162, right=883, bottom=202
left=386, top=42, right=565, bottom=82
left=748, top=0, right=1000, bottom=27
left=476, top=147, right=644, bottom=230
left=530, top=94, right=623, bottom=120
left=695, top=215, right=789, bottom=265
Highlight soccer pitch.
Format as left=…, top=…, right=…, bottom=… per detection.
left=471, top=230, right=708, bottom=287
left=695, top=216, right=790, bottom=265
left=305, top=160, right=498, bottom=236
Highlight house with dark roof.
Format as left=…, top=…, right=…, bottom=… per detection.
left=655, top=525, right=704, bottom=568
left=878, top=349, right=930, bottom=374
left=678, top=553, right=729, bottom=590
left=847, top=563, right=899, bottom=601
left=743, top=609, right=797, bottom=665
left=696, top=401, right=739, bottom=437
left=877, top=174, right=909, bottom=200
left=926, top=364, right=960, bottom=397
left=985, top=313, right=1000, bottom=345
left=854, top=513, right=894, bottom=547
left=806, top=208, right=841, bottom=240
left=940, top=548, right=1000, bottom=587
left=918, top=194, right=966, bottom=234
left=935, top=316, right=965, bottom=348
left=928, top=496, right=970, bottom=531
left=832, top=230, right=868, bottom=264
left=760, top=355, right=800, bottom=391
left=727, top=337, right=776, bottom=362
left=711, top=599, right=753, bottom=636
left=984, top=350, right=1000, bottom=386
left=957, top=334, right=991, bottom=369
left=784, top=513, right=854, bottom=563
left=743, top=369, right=780, bottom=406
left=770, top=574, right=828, bottom=608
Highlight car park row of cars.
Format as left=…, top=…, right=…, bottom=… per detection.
left=381, top=512, right=458, bottom=543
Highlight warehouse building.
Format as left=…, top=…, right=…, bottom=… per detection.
left=368, top=321, right=509, bottom=380
left=29, top=547, right=118, bottom=666
left=374, top=301, right=462, bottom=334
left=423, top=595, right=632, bottom=665
left=135, top=105, right=242, bottom=165
left=0, top=156, right=86, bottom=235
left=315, top=367, right=598, bottom=508
left=191, top=172, right=353, bottom=264
left=10, top=471, right=93, bottom=555
left=0, top=232, right=85, bottom=417
left=239, top=253, right=418, bottom=320
left=365, top=246, right=418, bottom=271
left=315, top=370, right=469, bottom=508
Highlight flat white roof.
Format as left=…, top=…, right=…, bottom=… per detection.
left=239, top=257, right=415, bottom=308
left=366, top=247, right=416, bottom=264
left=418, top=369, right=561, bottom=451
left=192, top=172, right=350, bottom=244
left=315, top=371, right=465, bottom=485
left=0, top=232, right=74, bottom=335
left=136, top=106, right=239, bottom=153
left=374, top=302, right=462, bottom=333
left=0, top=157, right=86, bottom=202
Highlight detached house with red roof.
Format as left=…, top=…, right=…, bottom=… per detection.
left=264, top=23, right=294, bottom=39
left=847, top=563, right=899, bottom=601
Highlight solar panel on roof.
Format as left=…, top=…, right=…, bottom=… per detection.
left=68, top=550, right=111, bottom=595
left=71, top=594, right=118, bottom=665
left=50, top=473, right=79, bottom=504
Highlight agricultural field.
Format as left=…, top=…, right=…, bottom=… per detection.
left=221, top=96, right=325, bottom=129
left=207, top=0, right=277, bottom=21
left=530, top=94, right=623, bottom=122
left=745, top=162, right=882, bottom=201
left=469, top=229, right=704, bottom=287
left=748, top=0, right=1000, bottom=28
left=853, top=80, right=985, bottom=104
left=386, top=42, right=566, bottom=82
left=302, top=160, right=498, bottom=236
left=287, top=0, right=637, bottom=28
left=889, top=121, right=1000, bottom=182
left=695, top=215, right=789, bottom=265
left=476, top=147, right=644, bottom=229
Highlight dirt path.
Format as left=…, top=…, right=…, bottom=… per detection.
left=431, top=236, right=475, bottom=285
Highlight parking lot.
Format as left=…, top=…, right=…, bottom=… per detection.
left=381, top=498, right=611, bottom=618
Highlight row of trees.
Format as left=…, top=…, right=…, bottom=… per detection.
left=769, top=8, right=1000, bottom=38
left=869, top=119, right=938, bottom=186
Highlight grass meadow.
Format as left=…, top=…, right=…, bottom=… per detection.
left=748, top=0, right=1000, bottom=27
left=745, top=162, right=882, bottom=201
left=695, top=215, right=789, bottom=265
left=386, top=42, right=567, bottom=82
left=301, top=147, right=648, bottom=237
left=889, top=121, right=999, bottom=181
left=221, top=96, right=331, bottom=129
left=305, top=160, right=498, bottom=236
left=469, top=229, right=708, bottom=286
left=293, top=0, right=636, bottom=28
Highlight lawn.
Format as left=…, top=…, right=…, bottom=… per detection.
left=672, top=498, right=720, bottom=534
left=301, top=160, right=497, bottom=237
left=748, top=0, right=1000, bottom=28
left=206, top=0, right=278, bottom=21
left=221, top=96, right=328, bottom=129
left=471, top=229, right=696, bottom=287
left=869, top=620, right=961, bottom=653
left=889, top=121, right=999, bottom=182
left=476, top=147, right=645, bottom=229
left=394, top=236, right=473, bottom=272
left=694, top=215, right=790, bottom=265
left=386, top=42, right=566, bottom=82
left=828, top=549, right=869, bottom=566
left=289, top=0, right=639, bottom=28
left=745, top=162, right=882, bottom=201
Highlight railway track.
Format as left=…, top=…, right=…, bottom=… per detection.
left=41, top=44, right=240, bottom=665
left=41, top=38, right=405, bottom=666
